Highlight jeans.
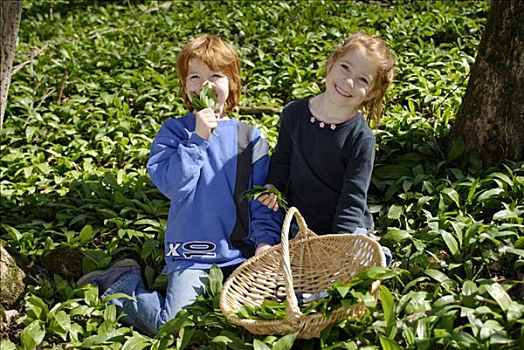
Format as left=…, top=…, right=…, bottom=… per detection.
left=101, top=268, right=209, bottom=336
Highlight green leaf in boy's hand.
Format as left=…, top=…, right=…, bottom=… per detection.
left=190, top=81, right=219, bottom=134
left=242, top=185, right=288, bottom=210
left=190, top=81, right=218, bottom=112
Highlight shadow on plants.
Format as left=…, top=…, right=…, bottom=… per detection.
left=1, top=171, right=168, bottom=278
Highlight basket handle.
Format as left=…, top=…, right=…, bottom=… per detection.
left=285, top=206, right=316, bottom=241
left=280, top=207, right=311, bottom=321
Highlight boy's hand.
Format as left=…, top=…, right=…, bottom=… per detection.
left=257, top=184, right=280, bottom=212
left=194, top=108, right=218, bottom=139
left=255, top=243, right=272, bottom=255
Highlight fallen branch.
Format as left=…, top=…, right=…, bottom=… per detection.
left=238, top=106, right=281, bottom=115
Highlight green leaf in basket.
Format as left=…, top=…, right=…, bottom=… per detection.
left=236, top=305, right=255, bottom=319
left=238, top=267, right=401, bottom=320
left=302, top=267, right=401, bottom=317
left=236, top=300, right=287, bottom=320
left=302, top=297, right=333, bottom=315
left=333, top=281, right=351, bottom=298
left=341, top=298, right=357, bottom=309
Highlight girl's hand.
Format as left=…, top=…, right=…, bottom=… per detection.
left=257, top=185, right=280, bottom=212
left=194, top=108, right=218, bottom=139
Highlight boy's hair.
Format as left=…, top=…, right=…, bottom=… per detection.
left=177, top=35, right=241, bottom=113
left=326, top=32, right=395, bottom=126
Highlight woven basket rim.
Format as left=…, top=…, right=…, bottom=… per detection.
left=223, top=232, right=385, bottom=283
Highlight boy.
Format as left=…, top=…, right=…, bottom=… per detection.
left=78, top=35, right=281, bottom=335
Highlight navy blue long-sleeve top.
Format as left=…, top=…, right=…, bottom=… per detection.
left=267, top=98, right=375, bottom=235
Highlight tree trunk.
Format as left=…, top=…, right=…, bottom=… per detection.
left=450, top=0, right=524, bottom=165
left=1, top=0, right=22, bottom=130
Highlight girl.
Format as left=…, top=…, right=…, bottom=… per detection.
left=78, top=35, right=281, bottom=335
left=259, top=32, right=395, bottom=263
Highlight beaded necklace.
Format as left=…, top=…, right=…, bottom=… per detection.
left=307, top=97, right=359, bottom=130
left=309, top=114, right=339, bottom=130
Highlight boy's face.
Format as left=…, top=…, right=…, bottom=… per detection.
left=186, top=58, right=230, bottom=116
left=325, top=46, right=378, bottom=110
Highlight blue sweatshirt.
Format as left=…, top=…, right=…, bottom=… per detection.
left=147, top=114, right=282, bottom=273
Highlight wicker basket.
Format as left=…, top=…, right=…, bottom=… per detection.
left=220, top=207, right=386, bottom=339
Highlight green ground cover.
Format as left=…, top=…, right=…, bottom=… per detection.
left=1, top=0, right=523, bottom=349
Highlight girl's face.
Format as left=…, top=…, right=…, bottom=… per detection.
left=325, top=46, right=378, bottom=111
left=185, top=58, right=229, bottom=116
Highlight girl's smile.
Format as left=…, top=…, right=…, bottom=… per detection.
left=334, top=84, right=353, bottom=98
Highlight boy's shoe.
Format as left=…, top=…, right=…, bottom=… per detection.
left=77, top=258, right=141, bottom=292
